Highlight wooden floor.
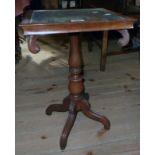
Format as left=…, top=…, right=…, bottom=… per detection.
left=16, top=35, right=140, bottom=155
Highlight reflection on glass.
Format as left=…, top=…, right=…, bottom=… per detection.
left=30, top=8, right=125, bottom=24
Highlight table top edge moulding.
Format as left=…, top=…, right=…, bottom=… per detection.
left=19, top=8, right=136, bottom=35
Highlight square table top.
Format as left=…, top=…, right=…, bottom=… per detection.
left=20, top=8, right=136, bottom=35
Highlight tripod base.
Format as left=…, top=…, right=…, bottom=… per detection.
left=46, top=94, right=110, bottom=150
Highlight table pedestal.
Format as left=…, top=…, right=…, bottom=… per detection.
left=45, top=33, right=110, bottom=150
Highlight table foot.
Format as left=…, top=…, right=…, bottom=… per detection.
left=80, top=99, right=110, bottom=130
left=46, top=96, right=70, bottom=115
left=60, top=102, right=77, bottom=150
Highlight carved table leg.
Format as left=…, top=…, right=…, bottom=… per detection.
left=46, top=96, right=70, bottom=115
left=60, top=101, right=77, bottom=150
left=79, top=99, right=110, bottom=130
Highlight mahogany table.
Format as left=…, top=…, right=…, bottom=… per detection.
left=20, top=8, right=135, bottom=150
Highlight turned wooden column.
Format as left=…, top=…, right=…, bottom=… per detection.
left=46, top=33, right=110, bottom=150
left=68, top=33, right=83, bottom=99
left=59, top=33, right=110, bottom=150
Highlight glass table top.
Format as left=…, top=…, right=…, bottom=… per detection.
left=30, top=8, right=127, bottom=24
